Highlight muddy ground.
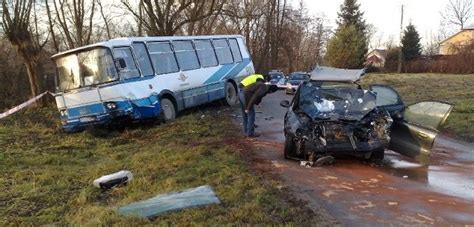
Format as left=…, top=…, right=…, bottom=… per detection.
left=234, top=90, right=474, bottom=225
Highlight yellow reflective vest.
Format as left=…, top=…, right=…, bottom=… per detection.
left=240, top=74, right=264, bottom=87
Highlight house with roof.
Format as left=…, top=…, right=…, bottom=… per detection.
left=365, top=49, right=388, bottom=67
left=439, top=26, right=474, bottom=55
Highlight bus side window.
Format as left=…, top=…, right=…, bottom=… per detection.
left=132, top=42, right=154, bottom=76
left=212, top=39, right=233, bottom=65
left=173, top=40, right=200, bottom=71
left=113, top=47, right=140, bottom=80
left=194, top=40, right=218, bottom=68
left=228, top=38, right=242, bottom=63
left=148, top=42, right=179, bottom=75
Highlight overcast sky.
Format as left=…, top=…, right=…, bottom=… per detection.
left=301, top=0, right=464, bottom=48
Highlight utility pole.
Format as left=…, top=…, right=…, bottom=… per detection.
left=397, top=5, right=404, bottom=73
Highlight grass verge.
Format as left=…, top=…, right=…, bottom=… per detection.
left=361, top=73, right=474, bottom=142
left=0, top=106, right=320, bottom=225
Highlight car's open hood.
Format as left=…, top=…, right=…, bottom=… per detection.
left=298, top=83, right=377, bottom=121
left=310, top=66, right=365, bottom=83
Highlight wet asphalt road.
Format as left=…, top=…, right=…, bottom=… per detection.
left=241, top=90, right=474, bottom=225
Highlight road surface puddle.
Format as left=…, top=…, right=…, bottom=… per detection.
left=382, top=149, right=474, bottom=201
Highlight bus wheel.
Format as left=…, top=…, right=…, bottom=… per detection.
left=160, top=98, right=176, bottom=122
left=225, top=81, right=238, bottom=106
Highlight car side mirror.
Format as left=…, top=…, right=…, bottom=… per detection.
left=280, top=100, right=290, bottom=108
left=115, top=58, right=127, bottom=70
left=392, top=111, right=404, bottom=120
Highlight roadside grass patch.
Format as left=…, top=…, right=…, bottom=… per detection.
left=0, top=106, right=318, bottom=225
left=361, top=73, right=474, bottom=141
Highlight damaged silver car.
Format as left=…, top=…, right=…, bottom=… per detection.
left=280, top=66, right=453, bottom=166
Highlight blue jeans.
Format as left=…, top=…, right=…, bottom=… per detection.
left=238, top=92, right=255, bottom=136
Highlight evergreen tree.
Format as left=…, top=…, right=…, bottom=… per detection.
left=337, top=0, right=367, bottom=33
left=401, top=23, right=422, bottom=61
left=325, top=25, right=367, bottom=68
left=326, top=0, right=368, bottom=68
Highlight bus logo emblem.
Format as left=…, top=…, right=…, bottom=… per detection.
left=178, top=73, right=188, bottom=82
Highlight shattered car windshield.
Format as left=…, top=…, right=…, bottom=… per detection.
left=56, top=47, right=118, bottom=91
left=297, top=82, right=377, bottom=121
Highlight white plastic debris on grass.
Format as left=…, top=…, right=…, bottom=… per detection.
left=314, top=99, right=335, bottom=112
left=93, top=170, right=133, bottom=189
left=118, top=185, right=220, bottom=218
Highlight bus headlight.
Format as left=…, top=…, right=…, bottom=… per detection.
left=105, top=102, right=117, bottom=110
left=59, top=109, right=68, bottom=117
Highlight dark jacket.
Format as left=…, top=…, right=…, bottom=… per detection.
left=243, top=82, right=269, bottom=110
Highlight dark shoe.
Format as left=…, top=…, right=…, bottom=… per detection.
left=254, top=124, right=259, bottom=128
left=247, top=133, right=260, bottom=138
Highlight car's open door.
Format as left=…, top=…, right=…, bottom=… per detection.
left=369, top=85, right=453, bottom=164
left=389, top=101, right=453, bottom=164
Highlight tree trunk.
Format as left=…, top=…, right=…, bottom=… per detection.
left=24, top=59, right=45, bottom=107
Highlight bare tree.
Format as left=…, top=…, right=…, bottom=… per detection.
left=45, top=0, right=96, bottom=49
left=1, top=0, right=47, bottom=106
left=424, top=31, right=442, bottom=56
left=371, top=31, right=384, bottom=50
left=441, top=0, right=473, bottom=30
left=366, top=24, right=377, bottom=50
left=97, top=0, right=111, bottom=40
left=384, top=34, right=396, bottom=50
left=122, top=0, right=225, bottom=36
left=0, top=3, right=3, bottom=32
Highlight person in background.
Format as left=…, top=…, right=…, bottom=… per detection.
left=238, top=81, right=278, bottom=137
left=238, top=74, right=265, bottom=89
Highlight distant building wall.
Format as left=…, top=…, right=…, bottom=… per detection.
left=439, top=29, right=474, bottom=55
left=366, top=49, right=387, bottom=67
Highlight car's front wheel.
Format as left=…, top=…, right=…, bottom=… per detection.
left=284, top=134, right=297, bottom=159
left=369, top=148, right=385, bottom=164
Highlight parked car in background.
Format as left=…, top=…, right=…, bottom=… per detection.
left=280, top=66, right=453, bottom=166
left=285, top=71, right=310, bottom=94
left=265, top=70, right=286, bottom=89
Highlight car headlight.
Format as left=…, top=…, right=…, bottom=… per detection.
left=105, top=102, right=117, bottom=110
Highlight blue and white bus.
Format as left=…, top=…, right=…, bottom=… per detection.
left=52, top=35, right=255, bottom=131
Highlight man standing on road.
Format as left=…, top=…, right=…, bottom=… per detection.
left=238, top=81, right=278, bottom=137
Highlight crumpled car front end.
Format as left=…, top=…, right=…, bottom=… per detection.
left=283, top=82, right=393, bottom=162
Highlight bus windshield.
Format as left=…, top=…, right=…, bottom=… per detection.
left=56, top=47, right=118, bottom=91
